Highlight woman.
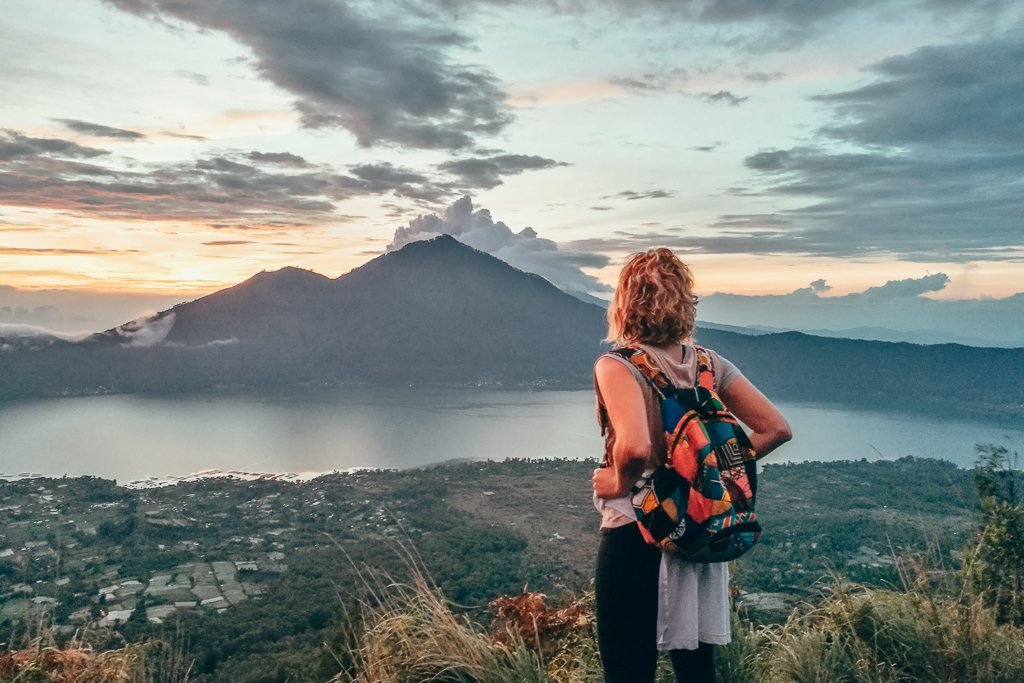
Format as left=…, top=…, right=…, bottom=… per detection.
left=591, top=248, right=791, bottom=683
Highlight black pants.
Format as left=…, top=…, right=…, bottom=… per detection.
left=595, top=523, right=715, bottom=683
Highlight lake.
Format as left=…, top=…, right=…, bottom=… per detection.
left=1, top=388, right=1021, bottom=483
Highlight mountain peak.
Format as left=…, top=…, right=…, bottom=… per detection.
left=392, top=233, right=471, bottom=254
left=244, top=266, right=328, bottom=284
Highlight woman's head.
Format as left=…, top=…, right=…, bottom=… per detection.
left=606, top=248, right=698, bottom=346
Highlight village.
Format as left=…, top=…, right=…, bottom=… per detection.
left=0, top=470, right=410, bottom=635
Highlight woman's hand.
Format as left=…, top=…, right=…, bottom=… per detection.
left=592, top=466, right=628, bottom=499
left=719, top=376, right=792, bottom=458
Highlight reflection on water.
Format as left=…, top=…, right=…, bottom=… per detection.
left=0, top=388, right=1021, bottom=482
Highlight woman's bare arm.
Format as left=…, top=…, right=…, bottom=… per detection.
left=719, top=375, right=792, bottom=458
left=592, top=356, right=651, bottom=498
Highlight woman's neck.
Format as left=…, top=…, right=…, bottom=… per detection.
left=642, top=339, right=686, bottom=362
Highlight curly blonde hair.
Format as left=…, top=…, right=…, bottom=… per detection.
left=605, top=248, right=698, bottom=346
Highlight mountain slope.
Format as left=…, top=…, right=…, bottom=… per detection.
left=0, top=236, right=608, bottom=395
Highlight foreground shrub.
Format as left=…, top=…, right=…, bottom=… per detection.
left=965, top=444, right=1024, bottom=625
left=329, top=567, right=550, bottom=683
left=732, top=583, right=1024, bottom=683
left=0, top=625, right=193, bottom=683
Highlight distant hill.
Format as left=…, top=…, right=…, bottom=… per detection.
left=748, top=323, right=1016, bottom=347
left=697, top=321, right=771, bottom=336
left=0, top=235, right=1022, bottom=424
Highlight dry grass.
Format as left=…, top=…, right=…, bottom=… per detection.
left=718, top=582, right=1024, bottom=683
left=0, top=636, right=138, bottom=683
left=0, top=623, right=192, bottom=683
left=327, top=567, right=549, bottom=683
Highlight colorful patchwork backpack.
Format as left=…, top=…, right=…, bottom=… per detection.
left=608, top=345, right=761, bottom=563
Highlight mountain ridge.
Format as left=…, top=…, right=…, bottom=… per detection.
left=0, top=236, right=1022, bottom=424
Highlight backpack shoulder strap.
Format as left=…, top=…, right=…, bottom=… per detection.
left=608, top=346, right=676, bottom=398
left=692, top=345, right=716, bottom=391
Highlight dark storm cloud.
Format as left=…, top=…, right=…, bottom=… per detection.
left=56, top=119, right=145, bottom=140
left=102, top=0, right=511, bottom=150
left=438, top=154, right=568, bottom=189
left=703, top=32, right=1024, bottom=261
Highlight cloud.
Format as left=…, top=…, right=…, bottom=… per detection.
left=246, top=151, right=309, bottom=167
left=175, top=69, right=210, bottom=86
left=0, top=323, right=92, bottom=342
left=699, top=90, right=749, bottom=106
left=427, top=0, right=1021, bottom=54
left=608, top=189, right=675, bottom=201
left=808, top=278, right=831, bottom=293
left=699, top=274, right=1024, bottom=346
left=101, top=0, right=511, bottom=150
left=350, top=163, right=430, bottom=186
left=0, top=287, right=187, bottom=334
left=0, top=247, right=141, bottom=256
left=115, top=311, right=176, bottom=347
left=0, top=130, right=108, bottom=161
left=162, top=131, right=208, bottom=141
left=0, top=129, right=561, bottom=224
left=56, top=119, right=145, bottom=140
left=0, top=130, right=454, bottom=225
left=1, top=303, right=86, bottom=330
left=388, top=196, right=611, bottom=301
left=609, top=68, right=690, bottom=93
left=697, top=32, right=1024, bottom=261
left=438, top=154, right=568, bottom=189
left=744, top=71, right=785, bottom=82
left=858, top=273, right=950, bottom=301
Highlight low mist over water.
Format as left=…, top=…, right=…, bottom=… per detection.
left=1, top=388, right=1021, bottom=482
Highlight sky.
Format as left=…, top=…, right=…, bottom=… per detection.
left=2, top=0, right=1023, bottom=342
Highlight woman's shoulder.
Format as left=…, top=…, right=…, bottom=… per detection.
left=594, top=349, right=637, bottom=374
left=690, top=344, right=744, bottom=391
left=594, top=348, right=652, bottom=394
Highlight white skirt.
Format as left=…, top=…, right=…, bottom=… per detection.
left=595, top=490, right=731, bottom=651
left=657, top=555, right=731, bottom=650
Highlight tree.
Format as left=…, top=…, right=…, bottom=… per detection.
left=965, top=443, right=1024, bottom=624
